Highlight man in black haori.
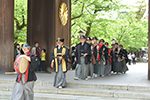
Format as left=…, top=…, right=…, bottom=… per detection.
left=74, top=35, right=91, bottom=80
left=119, top=44, right=129, bottom=74
left=92, top=37, right=99, bottom=78
left=113, top=43, right=122, bottom=74
left=98, top=39, right=106, bottom=77
left=104, top=42, right=111, bottom=75
left=111, top=44, right=115, bottom=73
left=86, top=37, right=93, bottom=79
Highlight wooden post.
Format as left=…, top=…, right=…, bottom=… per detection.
left=148, top=0, right=150, bottom=80
left=0, top=0, right=14, bottom=73
left=27, top=0, right=71, bottom=71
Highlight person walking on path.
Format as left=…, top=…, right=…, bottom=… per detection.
left=92, top=37, right=99, bottom=78
left=74, top=35, right=91, bottom=80
left=104, top=42, right=111, bottom=75
left=128, top=53, right=132, bottom=65
left=132, top=53, right=136, bottom=64
left=86, top=37, right=93, bottom=79
left=51, top=38, right=68, bottom=89
left=97, top=39, right=106, bottom=77
left=114, top=43, right=122, bottom=74
left=119, top=44, right=128, bottom=74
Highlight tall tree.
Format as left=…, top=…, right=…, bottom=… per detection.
left=106, top=12, right=148, bottom=50
left=71, top=0, right=126, bottom=45
left=14, top=0, right=27, bottom=43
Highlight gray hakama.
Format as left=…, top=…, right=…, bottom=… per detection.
left=94, top=62, right=98, bottom=74
left=75, top=57, right=88, bottom=80
left=114, top=59, right=122, bottom=73
left=88, top=63, right=93, bottom=77
left=104, top=60, right=111, bottom=75
left=98, top=59, right=105, bottom=76
left=75, top=64, right=81, bottom=78
left=54, top=61, right=67, bottom=88
left=11, top=81, right=34, bottom=100
left=80, top=57, right=88, bottom=80
left=121, top=59, right=128, bottom=73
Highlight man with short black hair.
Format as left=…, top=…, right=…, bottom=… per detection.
left=114, top=43, right=122, bottom=74
left=119, top=44, right=128, bottom=73
left=92, top=37, right=99, bottom=77
left=86, top=37, right=93, bottom=79
left=74, top=35, right=91, bottom=80
left=98, top=39, right=106, bottom=77
left=31, top=42, right=41, bottom=72
left=104, top=42, right=111, bottom=75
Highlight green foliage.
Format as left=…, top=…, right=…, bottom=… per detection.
left=106, top=12, right=148, bottom=50
left=14, top=0, right=27, bottom=43
left=71, top=0, right=126, bottom=45
left=71, top=0, right=148, bottom=51
left=135, top=0, right=147, bottom=20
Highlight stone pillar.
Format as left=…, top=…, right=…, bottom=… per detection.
left=0, top=0, right=14, bottom=73
left=27, top=0, right=71, bottom=71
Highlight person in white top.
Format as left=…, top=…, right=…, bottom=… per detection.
left=128, top=53, right=132, bottom=65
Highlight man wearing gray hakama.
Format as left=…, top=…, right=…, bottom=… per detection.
left=92, top=37, right=99, bottom=77
left=111, top=44, right=115, bottom=73
left=74, top=36, right=91, bottom=80
left=87, top=37, right=93, bottom=78
left=114, top=43, right=122, bottom=74
left=51, top=38, right=68, bottom=89
left=119, top=45, right=128, bottom=73
left=112, top=48, right=116, bottom=73
left=11, top=43, right=38, bottom=100
left=104, top=42, right=111, bottom=75
left=98, top=39, right=106, bottom=77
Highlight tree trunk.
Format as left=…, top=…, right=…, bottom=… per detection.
left=85, top=23, right=92, bottom=37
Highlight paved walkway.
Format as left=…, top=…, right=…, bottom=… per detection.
left=0, top=63, right=150, bottom=87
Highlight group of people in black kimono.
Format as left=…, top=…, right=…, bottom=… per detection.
left=73, top=36, right=129, bottom=80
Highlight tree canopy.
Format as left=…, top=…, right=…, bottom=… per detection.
left=71, top=0, right=148, bottom=51
left=14, top=0, right=148, bottom=51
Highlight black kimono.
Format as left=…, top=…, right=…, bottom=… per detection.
left=75, top=42, right=91, bottom=80
left=98, top=45, right=107, bottom=76
left=113, top=47, right=122, bottom=73
left=121, top=49, right=129, bottom=73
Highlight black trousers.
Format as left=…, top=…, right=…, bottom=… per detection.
left=41, top=61, right=45, bottom=71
